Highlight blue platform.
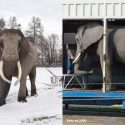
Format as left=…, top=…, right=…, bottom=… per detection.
left=63, top=91, right=125, bottom=107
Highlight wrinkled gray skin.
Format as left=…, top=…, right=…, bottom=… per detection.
left=0, top=29, right=37, bottom=105
left=74, top=22, right=112, bottom=90
left=108, top=27, right=125, bottom=81
left=109, top=27, right=125, bottom=63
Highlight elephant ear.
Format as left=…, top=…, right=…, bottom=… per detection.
left=19, top=38, right=29, bottom=59
left=79, top=23, right=103, bottom=50
left=0, top=33, right=3, bottom=58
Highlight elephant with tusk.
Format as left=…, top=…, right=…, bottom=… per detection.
left=74, top=22, right=104, bottom=74
left=74, top=22, right=112, bottom=90
left=0, top=29, right=37, bottom=105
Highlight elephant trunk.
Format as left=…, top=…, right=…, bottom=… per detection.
left=0, top=60, right=22, bottom=85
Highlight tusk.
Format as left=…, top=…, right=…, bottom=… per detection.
left=17, top=61, right=22, bottom=81
left=0, top=60, right=11, bottom=84
left=73, top=52, right=81, bottom=64
left=14, top=61, right=22, bottom=86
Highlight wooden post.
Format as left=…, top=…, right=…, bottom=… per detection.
left=102, top=18, right=107, bottom=93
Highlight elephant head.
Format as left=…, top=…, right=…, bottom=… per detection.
left=0, top=29, right=29, bottom=105
left=73, top=22, right=103, bottom=74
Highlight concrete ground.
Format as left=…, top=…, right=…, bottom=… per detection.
left=63, top=115, right=125, bottom=125
left=63, top=105, right=125, bottom=125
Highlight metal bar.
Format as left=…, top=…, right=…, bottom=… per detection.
left=64, top=75, right=75, bottom=89
left=82, top=76, right=86, bottom=88
left=63, top=75, right=66, bottom=88
left=75, top=76, right=85, bottom=89
left=102, top=18, right=107, bottom=93
left=63, top=98, right=125, bottom=101
left=63, top=82, right=125, bottom=85
left=53, top=75, right=125, bottom=85
left=44, top=67, right=57, bottom=77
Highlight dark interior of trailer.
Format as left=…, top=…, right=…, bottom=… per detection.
left=63, top=19, right=125, bottom=89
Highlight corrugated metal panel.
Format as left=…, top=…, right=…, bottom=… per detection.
left=63, top=0, right=125, bottom=19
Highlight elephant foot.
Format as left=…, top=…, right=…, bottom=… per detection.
left=109, top=86, right=117, bottom=91
left=31, top=90, right=37, bottom=96
left=105, top=84, right=111, bottom=91
left=0, top=100, right=6, bottom=106
left=18, top=97, right=27, bottom=102
left=105, top=84, right=116, bottom=91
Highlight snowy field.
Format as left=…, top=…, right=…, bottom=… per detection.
left=0, top=67, right=62, bottom=125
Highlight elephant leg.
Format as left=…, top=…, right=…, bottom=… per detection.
left=100, top=56, right=112, bottom=90
left=74, top=53, right=93, bottom=74
left=3, top=83, right=11, bottom=100
left=97, top=41, right=112, bottom=91
left=26, top=86, right=28, bottom=97
left=105, top=58, right=114, bottom=90
left=0, top=81, right=10, bottom=105
left=0, top=76, right=11, bottom=106
left=29, top=67, right=37, bottom=96
left=97, top=41, right=104, bottom=88
left=18, top=76, right=27, bottom=102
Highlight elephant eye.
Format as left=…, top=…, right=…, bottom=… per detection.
left=76, top=38, right=81, bottom=44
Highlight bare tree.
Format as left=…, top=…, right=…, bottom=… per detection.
left=8, top=16, right=21, bottom=29
left=0, top=18, right=5, bottom=31
left=27, top=16, right=44, bottom=45
left=37, top=36, right=49, bottom=66
left=25, top=16, right=45, bottom=66
left=25, top=17, right=62, bottom=67
left=47, top=34, right=61, bottom=65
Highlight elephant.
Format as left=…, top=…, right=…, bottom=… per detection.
left=73, top=22, right=112, bottom=90
left=107, top=27, right=125, bottom=83
left=0, top=29, right=37, bottom=105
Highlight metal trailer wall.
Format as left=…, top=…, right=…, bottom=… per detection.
left=63, top=0, right=125, bottom=19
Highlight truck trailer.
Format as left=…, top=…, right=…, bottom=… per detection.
left=62, top=0, right=125, bottom=109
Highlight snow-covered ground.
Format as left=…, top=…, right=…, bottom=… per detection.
left=0, top=67, right=62, bottom=125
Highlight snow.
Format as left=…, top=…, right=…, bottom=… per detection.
left=0, top=67, right=62, bottom=125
